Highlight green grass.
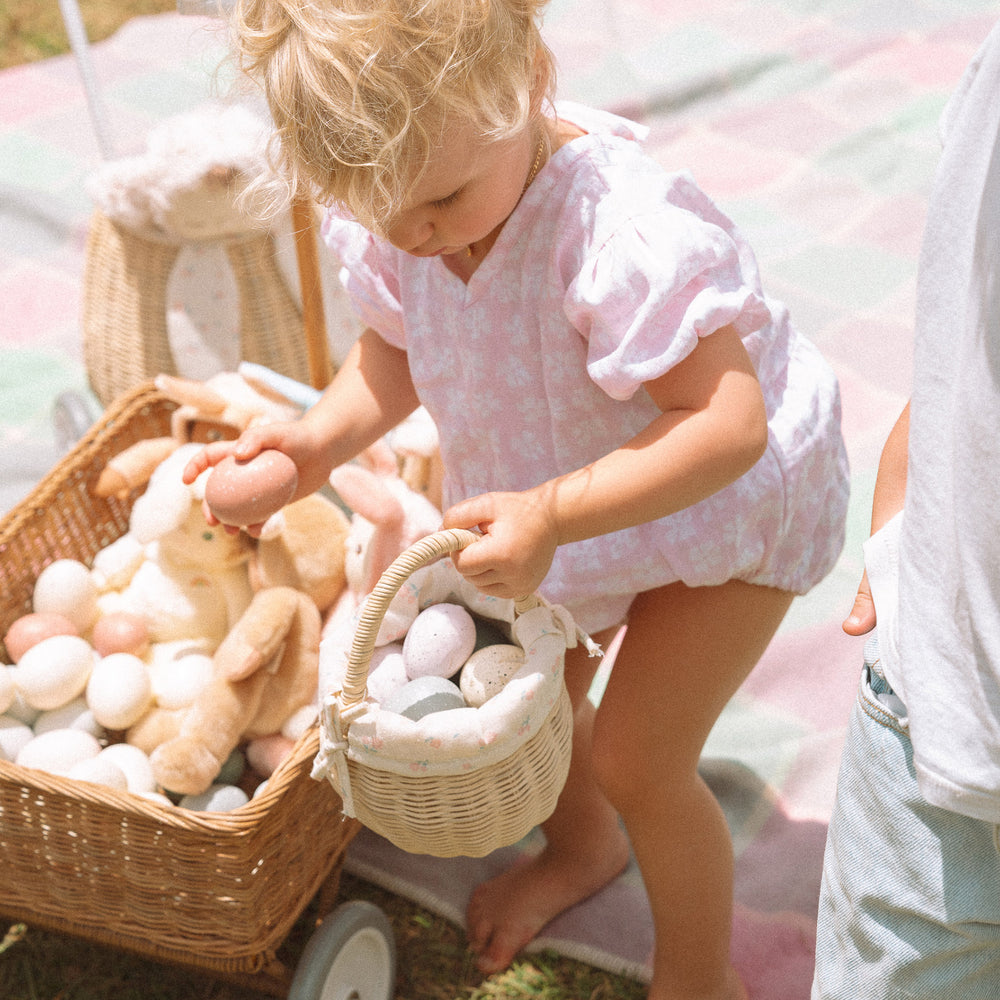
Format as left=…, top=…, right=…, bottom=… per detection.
left=0, top=0, right=179, bottom=70
left=0, top=872, right=648, bottom=999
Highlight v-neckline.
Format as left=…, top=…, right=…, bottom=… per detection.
left=436, top=117, right=590, bottom=301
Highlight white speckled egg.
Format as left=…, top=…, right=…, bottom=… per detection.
left=0, top=715, right=34, bottom=762
left=16, top=728, right=102, bottom=775
left=402, top=603, right=477, bottom=680
left=149, top=645, right=214, bottom=710
left=366, top=643, right=408, bottom=704
left=180, top=783, right=249, bottom=812
left=0, top=665, right=15, bottom=716
left=33, top=696, right=103, bottom=738
left=67, top=755, right=128, bottom=791
left=459, top=644, right=526, bottom=707
left=86, top=652, right=153, bottom=731
left=98, top=743, right=157, bottom=794
left=32, top=560, right=99, bottom=634
left=12, top=634, right=95, bottom=710
left=381, top=675, right=466, bottom=721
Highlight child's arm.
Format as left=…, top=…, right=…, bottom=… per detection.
left=183, top=329, right=419, bottom=523
left=842, top=400, right=910, bottom=636
left=444, top=324, right=768, bottom=597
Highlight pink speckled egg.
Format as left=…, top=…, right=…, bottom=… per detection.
left=4, top=612, right=79, bottom=663
left=402, top=603, right=477, bottom=680
left=204, top=450, right=298, bottom=527
left=91, top=612, right=150, bottom=658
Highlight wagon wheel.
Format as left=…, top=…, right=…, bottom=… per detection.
left=52, top=390, right=97, bottom=453
left=289, top=900, right=396, bottom=1000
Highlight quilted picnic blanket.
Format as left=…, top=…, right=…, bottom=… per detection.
left=2, top=2, right=998, bottom=997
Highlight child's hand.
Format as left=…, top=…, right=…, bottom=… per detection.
left=843, top=569, right=876, bottom=636
left=182, top=438, right=241, bottom=488
left=443, top=488, right=558, bottom=599
left=181, top=439, right=245, bottom=533
left=181, top=420, right=332, bottom=537
left=842, top=401, right=909, bottom=637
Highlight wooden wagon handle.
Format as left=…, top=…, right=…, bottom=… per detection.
left=291, top=196, right=334, bottom=391
left=340, top=529, right=538, bottom=706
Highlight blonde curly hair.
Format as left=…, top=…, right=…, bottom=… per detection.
left=232, top=0, right=556, bottom=231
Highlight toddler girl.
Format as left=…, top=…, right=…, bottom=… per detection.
left=188, top=0, right=849, bottom=996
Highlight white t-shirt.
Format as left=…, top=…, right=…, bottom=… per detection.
left=872, top=20, right=1000, bottom=823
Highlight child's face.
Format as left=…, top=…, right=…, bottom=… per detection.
left=381, top=121, right=537, bottom=257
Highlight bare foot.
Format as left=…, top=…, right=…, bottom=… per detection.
left=465, top=831, right=630, bottom=974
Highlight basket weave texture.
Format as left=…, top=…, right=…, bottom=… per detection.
left=0, top=383, right=357, bottom=978
left=316, top=529, right=578, bottom=859
left=82, top=210, right=314, bottom=407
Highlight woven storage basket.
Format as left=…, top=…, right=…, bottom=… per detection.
left=315, top=529, right=586, bottom=858
left=0, top=382, right=358, bottom=988
left=82, top=209, right=314, bottom=407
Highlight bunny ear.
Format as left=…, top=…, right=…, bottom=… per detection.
left=361, top=521, right=406, bottom=596
left=328, top=464, right=404, bottom=526
left=328, top=463, right=408, bottom=595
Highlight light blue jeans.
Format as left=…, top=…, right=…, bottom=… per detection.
left=812, top=633, right=1000, bottom=999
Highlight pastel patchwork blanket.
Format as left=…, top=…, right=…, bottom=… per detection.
left=2, top=2, right=998, bottom=997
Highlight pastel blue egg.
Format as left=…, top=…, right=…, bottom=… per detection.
left=381, top=675, right=465, bottom=721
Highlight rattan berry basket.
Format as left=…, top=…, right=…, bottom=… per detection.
left=315, top=528, right=588, bottom=859
left=0, top=382, right=359, bottom=994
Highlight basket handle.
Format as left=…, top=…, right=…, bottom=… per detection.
left=340, top=528, right=539, bottom=707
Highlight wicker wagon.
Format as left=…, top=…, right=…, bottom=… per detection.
left=0, top=383, right=394, bottom=999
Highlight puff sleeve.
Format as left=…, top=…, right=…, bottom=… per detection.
left=322, top=212, right=406, bottom=349
left=563, top=191, right=773, bottom=401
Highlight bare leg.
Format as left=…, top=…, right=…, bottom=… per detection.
left=465, top=624, right=630, bottom=974
left=593, top=580, right=792, bottom=1000
left=466, top=580, right=791, bottom=999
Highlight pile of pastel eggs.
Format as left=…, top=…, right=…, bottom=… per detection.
left=0, top=559, right=249, bottom=812
left=368, top=602, right=526, bottom=721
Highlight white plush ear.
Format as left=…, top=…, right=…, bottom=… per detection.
left=130, top=477, right=191, bottom=544
left=129, top=443, right=204, bottom=544
left=86, top=157, right=159, bottom=232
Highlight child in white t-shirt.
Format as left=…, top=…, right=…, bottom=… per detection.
left=813, top=19, right=1000, bottom=999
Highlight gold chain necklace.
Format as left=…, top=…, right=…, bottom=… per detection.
left=466, top=131, right=547, bottom=258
